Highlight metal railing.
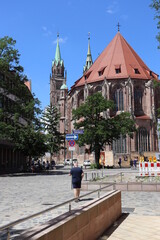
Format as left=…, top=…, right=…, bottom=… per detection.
left=0, top=183, right=115, bottom=240
left=84, top=170, right=123, bottom=182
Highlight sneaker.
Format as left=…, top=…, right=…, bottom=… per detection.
left=75, top=199, right=79, bottom=203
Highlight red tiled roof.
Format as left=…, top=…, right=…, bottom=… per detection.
left=74, top=32, right=159, bottom=88
left=24, top=80, right=31, bottom=91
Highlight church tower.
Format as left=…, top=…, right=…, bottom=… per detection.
left=83, top=32, right=93, bottom=73
left=50, top=33, right=66, bottom=110
left=50, top=33, right=68, bottom=162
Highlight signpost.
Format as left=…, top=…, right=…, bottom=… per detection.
left=66, top=133, right=79, bottom=176
left=69, top=140, right=75, bottom=151
left=69, top=147, right=75, bottom=151
left=69, top=140, right=75, bottom=147
left=66, top=134, right=78, bottom=141
left=73, top=129, right=84, bottom=135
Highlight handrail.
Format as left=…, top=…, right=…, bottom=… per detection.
left=0, top=183, right=115, bottom=237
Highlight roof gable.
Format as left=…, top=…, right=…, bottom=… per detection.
left=74, top=32, right=158, bottom=88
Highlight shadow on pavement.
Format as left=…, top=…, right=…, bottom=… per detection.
left=97, top=213, right=129, bottom=240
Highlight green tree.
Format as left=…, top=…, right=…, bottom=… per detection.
left=41, top=105, right=64, bottom=161
left=72, top=93, right=136, bottom=165
left=0, top=36, right=46, bottom=162
left=14, top=125, right=47, bottom=162
left=150, top=0, right=160, bottom=48
left=0, top=36, right=23, bottom=73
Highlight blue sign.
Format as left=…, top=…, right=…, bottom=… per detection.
left=73, top=129, right=84, bottom=134
left=66, top=134, right=78, bottom=141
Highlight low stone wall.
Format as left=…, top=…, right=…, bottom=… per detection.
left=82, top=182, right=160, bottom=192
left=17, top=190, right=121, bottom=240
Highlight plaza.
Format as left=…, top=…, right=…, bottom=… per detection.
left=0, top=168, right=160, bottom=239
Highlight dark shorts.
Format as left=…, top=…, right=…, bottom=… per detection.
left=72, top=182, right=81, bottom=188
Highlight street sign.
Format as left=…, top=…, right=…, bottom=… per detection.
left=69, top=147, right=75, bottom=151
left=73, top=129, right=84, bottom=135
left=66, top=134, right=78, bottom=141
left=69, top=140, right=75, bottom=147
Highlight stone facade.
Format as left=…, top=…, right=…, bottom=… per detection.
left=51, top=33, right=160, bottom=166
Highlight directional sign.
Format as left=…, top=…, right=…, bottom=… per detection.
left=69, top=140, right=75, bottom=147
left=66, top=134, right=78, bottom=141
left=73, top=129, right=84, bottom=135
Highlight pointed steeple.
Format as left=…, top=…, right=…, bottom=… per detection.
left=83, top=32, right=93, bottom=73
left=55, top=33, right=61, bottom=62
left=52, top=33, right=64, bottom=67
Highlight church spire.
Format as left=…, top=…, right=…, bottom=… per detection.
left=55, top=32, right=61, bottom=62
left=52, top=33, right=64, bottom=67
left=83, top=32, right=93, bottom=73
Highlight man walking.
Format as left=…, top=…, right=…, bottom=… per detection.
left=70, top=161, right=84, bottom=202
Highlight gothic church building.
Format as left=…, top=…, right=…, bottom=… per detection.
left=50, top=32, right=160, bottom=166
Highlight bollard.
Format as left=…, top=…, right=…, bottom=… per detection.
left=98, top=190, right=100, bottom=198
left=69, top=202, right=71, bottom=212
left=85, top=172, right=87, bottom=181
left=7, top=228, right=10, bottom=240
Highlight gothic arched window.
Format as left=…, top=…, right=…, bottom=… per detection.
left=78, top=90, right=84, bottom=107
left=114, top=88, right=124, bottom=111
left=134, top=88, right=143, bottom=113
left=94, top=86, right=102, bottom=93
left=136, top=127, right=150, bottom=153
left=113, top=135, right=127, bottom=153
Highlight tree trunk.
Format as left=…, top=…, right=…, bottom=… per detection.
left=95, top=147, right=100, bottom=165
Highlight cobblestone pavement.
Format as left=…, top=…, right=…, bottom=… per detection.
left=0, top=170, right=102, bottom=239
left=98, top=169, right=160, bottom=240
left=0, top=168, right=160, bottom=240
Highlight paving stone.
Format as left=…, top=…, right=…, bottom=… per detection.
left=1, top=168, right=160, bottom=239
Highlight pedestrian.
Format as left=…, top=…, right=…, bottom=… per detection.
left=133, top=158, right=137, bottom=169
left=69, top=161, right=84, bottom=202
left=118, top=157, right=122, bottom=168
left=130, top=159, right=133, bottom=168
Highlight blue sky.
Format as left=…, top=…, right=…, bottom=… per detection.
left=0, top=0, right=159, bottom=109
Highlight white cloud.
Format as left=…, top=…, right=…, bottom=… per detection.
left=53, top=37, right=68, bottom=44
left=106, top=1, right=118, bottom=14
left=42, top=26, right=52, bottom=37
left=106, top=9, right=114, bottom=14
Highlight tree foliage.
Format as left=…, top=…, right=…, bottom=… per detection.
left=0, top=36, right=46, bottom=160
left=72, top=93, right=136, bottom=164
left=150, top=0, right=160, bottom=48
left=41, top=105, right=64, bottom=160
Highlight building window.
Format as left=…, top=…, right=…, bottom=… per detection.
left=114, top=88, right=124, bottom=111
left=134, top=88, right=143, bottom=112
left=113, top=135, right=127, bottom=153
left=136, top=127, right=150, bottom=153
left=115, top=65, right=121, bottom=74
left=98, top=71, right=103, bottom=76
left=134, top=68, right=140, bottom=74
left=115, top=68, right=121, bottom=74
left=98, top=69, right=105, bottom=76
